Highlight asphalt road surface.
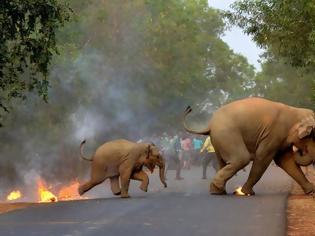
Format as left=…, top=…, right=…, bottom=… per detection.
left=0, top=164, right=292, bottom=236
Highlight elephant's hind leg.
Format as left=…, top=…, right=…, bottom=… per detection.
left=131, top=170, right=149, bottom=192
left=110, top=176, right=121, bottom=195
left=78, top=177, right=107, bottom=196
left=210, top=137, right=251, bottom=194
left=210, top=158, right=249, bottom=194
left=78, top=165, right=107, bottom=196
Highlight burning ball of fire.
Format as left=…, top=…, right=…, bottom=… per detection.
left=6, top=190, right=22, bottom=201
left=37, top=179, right=58, bottom=203
left=233, top=186, right=251, bottom=196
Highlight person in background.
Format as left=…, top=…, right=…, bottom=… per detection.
left=200, top=136, right=217, bottom=179
left=161, top=132, right=184, bottom=180
left=192, top=135, right=203, bottom=165
left=172, top=133, right=184, bottom=180
left=181, top=135, right=192, bottom=170
left=160, top=132, right=172, bottom=179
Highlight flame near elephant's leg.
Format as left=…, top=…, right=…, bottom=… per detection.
left=233, top=186, right=251, bottom=196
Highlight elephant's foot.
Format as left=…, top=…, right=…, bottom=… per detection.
left=210, top=182, right=226, bottom=195
left=121, top=193, right=130, bottom=198
left=301, top=183, right=315, bottom=195
left=113, top=191, right=121, bottom=196
left=78, top=185, right=85, bottom=196
left=140, top=184, right=148, bottom=192
left=240, top=186, right=255, bottom=196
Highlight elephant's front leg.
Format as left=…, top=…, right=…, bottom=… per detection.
left=110, top=176, right=121, bottom=196
left=119, top=166, right=133, bottom=198
left=131, top=170, right=149, bottom=192
left=274, top=153, right=315, bottom=194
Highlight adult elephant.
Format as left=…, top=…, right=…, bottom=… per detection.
left=78, top=139, right=167, bottom=198
left=183, top=97, right=315, bottom=196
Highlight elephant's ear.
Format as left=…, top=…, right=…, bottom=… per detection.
left=287, top=114, right=315, bottom=146
left=296, top=116, right=315, bottom=139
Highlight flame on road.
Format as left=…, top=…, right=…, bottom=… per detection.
left=58, top=180, right=87, bottom=201
left=6, top=190, right=22, bottom=201
left=233, top=186, right=250, bottom=196
left=37, top=179, right=58, bottom=203
left=4, top=179, right=86, bottom=203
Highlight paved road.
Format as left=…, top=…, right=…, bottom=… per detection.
left=0, top=165, right=292, bottom=236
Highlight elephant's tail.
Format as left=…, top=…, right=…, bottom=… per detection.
left=183, top=106, right=211, bottom=135
left=80, top=140, right=93, bottom=161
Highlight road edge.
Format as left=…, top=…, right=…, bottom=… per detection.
left=287, top=167, right=315, bottom=236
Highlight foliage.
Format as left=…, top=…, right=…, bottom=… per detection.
left=226, top=0, right=315, bottom=67
left=48, top=0, right=256, bottom=131
left=0, top=0, right=71, bottom=124
left=253, top=55, right=314, bottom=109
left=0, top=1, right=257, bottom=185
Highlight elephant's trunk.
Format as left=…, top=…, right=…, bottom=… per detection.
left=158, top=160, right=167, bottom=188
left=294, top=153, right=314, bottom=166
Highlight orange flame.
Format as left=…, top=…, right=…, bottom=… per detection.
left=234, top=186, right=246, bottom=196
left=37, top=179, right=58, bottom=203
left=6, top=190, right=22, bottom=201
left=5, top=179, right=87, bottom=203
left=234, top=186, right=250, bottom=196
left=58, top=180, right=86, bottom=201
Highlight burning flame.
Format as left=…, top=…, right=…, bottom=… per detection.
left=6, top=190, right=22, bottom=201
left=5, top=179, right=86, bottom=203
left=233, top=186, right=250, bottom=196
left=37, top=179, right=58, bottom=203
left=58, top=180, right=85, bottom=201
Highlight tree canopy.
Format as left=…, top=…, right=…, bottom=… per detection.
left=0, top=0, right=257, bottom=185
left=227, top=0, right=315, bottom=68
left=0, top=0, right=71, bottom=124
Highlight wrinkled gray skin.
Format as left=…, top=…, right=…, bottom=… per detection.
left=183, top=97, right=315, bottom=195
left=78, top=139, right=167, bottom=198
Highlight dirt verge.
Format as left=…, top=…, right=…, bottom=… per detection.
left=287, top=167, right=315, bottom=236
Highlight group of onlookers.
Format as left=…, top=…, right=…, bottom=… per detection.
left=150, top=132, right=218, bottom=180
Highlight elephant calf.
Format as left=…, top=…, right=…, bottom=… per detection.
left=78, top=139, right=167, bottom=198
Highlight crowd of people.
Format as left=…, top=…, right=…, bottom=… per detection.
left=140, top=132, right=218, bottom=180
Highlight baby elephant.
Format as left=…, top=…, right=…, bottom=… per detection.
left=78, top=139, right=167, bottom=198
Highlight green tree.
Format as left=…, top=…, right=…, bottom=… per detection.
left=227, top=0, right=315, bottom=67
left=0, top=1, right=257, bottom=187
left=0, top=0, right=71, bottom=124
left=50, top=0, right=256, bottom=130
left=254, top=55, right=314, bottom=109
left=226, top=0, right=315, bottom=107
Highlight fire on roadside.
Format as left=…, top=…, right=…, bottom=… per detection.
left=6, top=190, right=22, bottom=201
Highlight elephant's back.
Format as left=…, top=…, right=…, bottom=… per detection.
left=94, top=139, right=135, bottom=162
left=209, top=97, right=286, bottom=143
left=211, top=97, right=284, bottom=123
